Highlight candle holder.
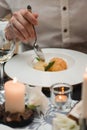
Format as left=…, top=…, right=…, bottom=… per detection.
left=50, top=83, right=73, bottom=113
left=0, top=103, right=35, bottom=128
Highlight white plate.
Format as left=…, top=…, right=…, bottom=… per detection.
left=5, top=48, right=87, bottom=87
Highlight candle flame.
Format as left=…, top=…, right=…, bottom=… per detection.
left=13, top=77, right=17, bottom=83
left=59, top=95, right=62, bottom=99
left=61, top=87, right=64, bottom=94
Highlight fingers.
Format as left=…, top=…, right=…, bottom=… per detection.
left=20, top=9, right=38, bottom=25
left=6, top=9, right=38, bottom=43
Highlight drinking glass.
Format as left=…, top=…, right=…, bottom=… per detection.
left=0, top=20, right=15, bottom=103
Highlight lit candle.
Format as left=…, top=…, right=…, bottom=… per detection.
left=82, top=68, right=87, bottom=118
left=55, top=95, right=67, bottom=103
left=55, top=87, right=67, bottom=103
left=4, top=78, right=25, bottom=113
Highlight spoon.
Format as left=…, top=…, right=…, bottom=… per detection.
left=27, top=5, right=45, bottom=61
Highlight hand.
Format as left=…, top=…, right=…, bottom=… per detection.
left=5, top=9, right=38, bottom=43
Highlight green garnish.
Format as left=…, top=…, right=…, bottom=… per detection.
left=70, top=125, right=75, bottom=129
left=36, top=57, right=41, bottom=61
left=35, top=57, right=44, bottom=61
left=27, top=105, right=36, bottom=110
left=45, top=61, right=55, bottom=71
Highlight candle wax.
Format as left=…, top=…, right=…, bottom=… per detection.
left=4, top=80, right=25, bottom=113
left=82, top=71, right=87, bottom=118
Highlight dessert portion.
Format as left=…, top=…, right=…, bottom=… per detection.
left=0, top=103, right=35, bottom=128
left=53, top=113, right=80, bottom=130
left=68, top=101, right=82, bottom=124
left=33, top=57, right=67, bottom=72
left=33, top=60, right=47, bottom=71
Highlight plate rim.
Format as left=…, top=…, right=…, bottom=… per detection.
left=4, top=48, right=87, bottom=87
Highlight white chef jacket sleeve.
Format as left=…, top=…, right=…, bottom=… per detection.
left=0, top=0, right=11, bottom=18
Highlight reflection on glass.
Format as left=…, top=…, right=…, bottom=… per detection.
left=0, top=20, right=15, bottom=103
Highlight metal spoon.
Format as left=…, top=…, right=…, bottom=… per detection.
left=27, top=5, right=45, bottom=61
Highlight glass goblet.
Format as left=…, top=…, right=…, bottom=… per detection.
left=0, top=20, right=15, bottom=103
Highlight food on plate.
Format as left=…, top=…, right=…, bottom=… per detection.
left=33, top=57, right=67, bottom=72
left=53, top=113, right=80, bottom=130
left=68, top=101, right=82, bottom=124
left=47, top=57, right=67, bottom=71
left=33, top=60, right=47, bottom=71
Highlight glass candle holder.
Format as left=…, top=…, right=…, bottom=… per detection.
left=50, top=83, right=73, bottom=113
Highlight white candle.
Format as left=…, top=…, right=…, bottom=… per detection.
left=82, top=68, right=87, bottom=118
left=4, top=79, right=25, bottom=113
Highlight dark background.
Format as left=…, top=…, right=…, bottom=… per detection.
left=42, top=83, right=82, bottom=101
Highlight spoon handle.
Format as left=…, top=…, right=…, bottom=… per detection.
left=27, top=5, right=45, bottom=61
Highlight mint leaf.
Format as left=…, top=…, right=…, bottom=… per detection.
left=45, top=61, right=55, bottom=71
left=27, top=105, right=36, bottom=110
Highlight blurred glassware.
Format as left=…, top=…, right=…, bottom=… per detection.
left=0, top=19, right=15, bottom=104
